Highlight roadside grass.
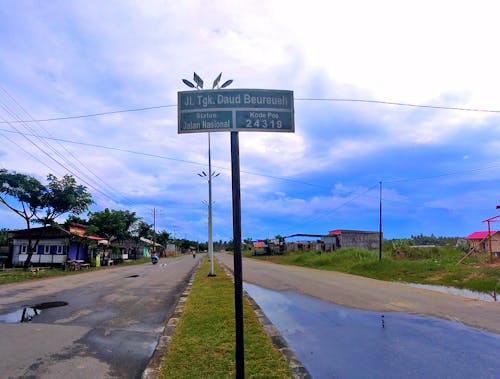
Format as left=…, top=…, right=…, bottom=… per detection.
left=0, top=257, right=152, bottom=285
left=0, top=266, right=84, bottom=284
left=159, top=257, right=293, bottom=379
left=245, top=247, right=500, bottom=294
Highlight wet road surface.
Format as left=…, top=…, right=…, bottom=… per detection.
left=0, top=255, right=202, bottom=378
left=216, top=253, right=499, bottom=333
left=245, top=283, right=500, bottom=378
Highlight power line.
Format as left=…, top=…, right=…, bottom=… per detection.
left=0, top=128, right=331, bottom=190
left=1, top=97, right=500, bottom=125
left=0, top=103, right=120, bottom=203
left=0, top=104, right=177, bottom=123
left=300, top=184, right=379, bottom=226
left=2, top=126, right=500, bottom=193
left=0, top=87, right=127, bottom=203
left=0, top=129, right=61, bottom=174
left=295, top=98, right=500, bottom=113
left=384, top=163, right=500, bottom=183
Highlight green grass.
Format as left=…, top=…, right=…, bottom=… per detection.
left=159, top=257, right=293, bottom=379
left=0, top=266, right=84, bottom=284
left=248, top=247, right=500, bottom=294
left=0, top=257, right=152, bottom=285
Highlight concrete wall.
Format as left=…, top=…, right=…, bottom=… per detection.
left=339, top=231, right=380, bottom=250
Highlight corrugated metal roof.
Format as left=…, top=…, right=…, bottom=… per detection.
left=466, top=231, right=499, bottom=240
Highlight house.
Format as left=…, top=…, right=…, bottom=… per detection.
left=139, top=237, right=165, bottom=257
left=322, top=229, right=381, bottom=251
left=10, top=223, right=107, bottom=267
left=466, top=230, right=500, bottom=254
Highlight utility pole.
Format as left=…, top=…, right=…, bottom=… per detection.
left=153, top=208, right=157, bottom=256
left=379, top=181, right=382, bottom=262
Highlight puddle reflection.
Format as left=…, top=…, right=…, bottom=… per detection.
left=244, top=283, right=500, bottom=379
left=0, top=307, right=41, bottom=323
left=0, top=301, right=68, bottom=323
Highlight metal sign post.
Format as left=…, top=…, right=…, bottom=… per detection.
left=178, top=79, right=294, bottom=379
left=230, top=130, right=244, bottom=378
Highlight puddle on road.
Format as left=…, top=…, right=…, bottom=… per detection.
left=0, top=301, right=68, bottom=323
left=0, top=307, right=41, bottom=323
left=244, top=283, right=500, bottom=379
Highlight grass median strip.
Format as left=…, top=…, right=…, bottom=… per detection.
left=159, top=256, right=293, bottom=379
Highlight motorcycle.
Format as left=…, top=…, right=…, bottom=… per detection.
left=151, top=254, right=158, bottom=264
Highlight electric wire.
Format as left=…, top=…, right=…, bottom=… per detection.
left=0, top=104, right=177, bottom=123
left=0, top=128, right=331, bottom=190
left=2, top=126, right=499, bottom=196
left=299, top=184, right=379, bottom=226
left=2, top=95, right=499, bottom=233
left=0, top=106, right=118, bottom=203
left=0, top=127, right=61, bottom=175
left=295, top=98, right=500, bottom=113
left=1, top=96, right=500, bottom=125
left=0, top=87, right=126, bottom=202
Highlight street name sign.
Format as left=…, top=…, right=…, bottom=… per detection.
left=178, top=88, right=294, bottom=133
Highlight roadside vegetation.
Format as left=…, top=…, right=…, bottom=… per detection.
left=244, top=245, right=500, bottom=296
left=159, top=257, right=293, bottom=379
left=0, top=257, right=151, bottom=285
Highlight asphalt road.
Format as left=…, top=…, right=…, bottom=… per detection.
left=0, top=255, right=202, bottom=379
left=216, top=253, right=499, bottom=334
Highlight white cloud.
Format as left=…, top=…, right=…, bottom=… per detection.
left=1, top=0, right=500, bottom=239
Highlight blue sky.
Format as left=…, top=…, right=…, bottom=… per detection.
left=1, top=0, right=499, bottom=241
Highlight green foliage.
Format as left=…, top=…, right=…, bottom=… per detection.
left=65, top=215, right=88, bottom=225
left=131, top=220, right=154, bottom=241
left=39, top=174, right=93, bottom=223
left=86, top=208, right=139, bottom=241
left=0, top=228, right=10, bottom=245
left=0, top=170, right=92, bottom=225
left=0, top=169, right=45, bottom=225
left=409, top=233, right=462, bottom=246
left=0, top=170, right=93, bottom=267
left=155, top=230, right=171, bottom=246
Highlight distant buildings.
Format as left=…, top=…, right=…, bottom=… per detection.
left=252, top=229, right=381, bottom=255
left=6, top=222, right=170, bottom=267
left=322, top=229, right=381, bottom=251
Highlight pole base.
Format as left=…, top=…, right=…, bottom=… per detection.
left=207, top=273, right=217, bottom=277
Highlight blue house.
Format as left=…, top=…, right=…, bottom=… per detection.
left=10, top=223, right=107, bottom=267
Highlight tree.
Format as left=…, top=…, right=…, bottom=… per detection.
left=86, top=208, right=139, bottom=242
left=0, top=228, right=10, bottom=246
left=130, top=220, right=154, bottom=241
left=156, top=230, right=171, bottom=246
left=0, top=170, right=93, bottom=267
left=243, top=237, right=253, bottom=250
left=65, top=215, right=89, bottom=225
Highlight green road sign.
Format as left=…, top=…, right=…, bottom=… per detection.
left=178, top=89, right=294, bottom=133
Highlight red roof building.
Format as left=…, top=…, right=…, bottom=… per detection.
left=466, top=230, right=500, bottom=253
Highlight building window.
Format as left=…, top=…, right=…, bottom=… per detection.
left=56, top=246, right=64, bottom=254
left=44, top=245, right=50, bottom=254
left=20, top=245, right=28, bottom=254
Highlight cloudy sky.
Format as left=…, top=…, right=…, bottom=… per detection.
left=1, top=0, right=499, bottom=241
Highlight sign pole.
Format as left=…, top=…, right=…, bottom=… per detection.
left=179, top=78, right=294, bottom=378
left=231, top=130, right=244, bottom=379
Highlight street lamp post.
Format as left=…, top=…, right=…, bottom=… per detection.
left=198, top=142, right=220, bottom=277
left=186, top=72, right=231, bottom=277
